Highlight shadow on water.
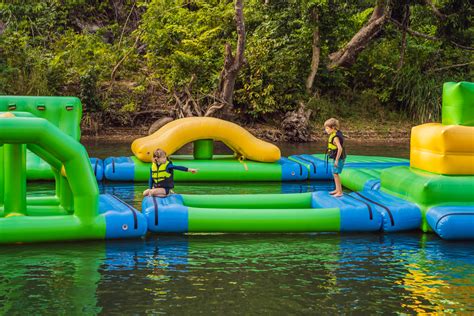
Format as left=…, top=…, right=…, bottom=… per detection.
left=0, top=234, right=472, bottom=314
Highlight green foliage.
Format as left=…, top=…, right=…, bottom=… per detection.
left=236, top=1, right=314, bottom=116
left=0, top=0, right=141, bottom=112
left=344, top=1, right=473, bottom=122
left=79, top=68, right=100, bottom=112
left=50, top=31, right=122, bottom=81
left=140, top=0, right=235, bottom=94
left=0, top=0, right=472, bottom=125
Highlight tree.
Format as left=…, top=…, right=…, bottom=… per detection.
left=205, top=0, right=246, bottom=116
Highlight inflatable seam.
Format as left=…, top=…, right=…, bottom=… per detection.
left=411, top=148, right=474, bottom=156
left=94, top=159, right=98, bottom=176
left=109, top=195, right=138, bottom=230
left=345, top=194, right=373, bottom=220
left=436, top=212, right=474, bottom=230
left=371, top=182, right=380, bottom=190
left=354, top=192, right=395, bottom=226
left=152, top=196, right=159, bottom=226
left=298, top=156, right=317, bottom=173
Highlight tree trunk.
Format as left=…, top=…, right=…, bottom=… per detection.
left=328, top=0, right=390, bottom=70
left=306, top=10, right=320, bottom=94
left=205, top=0, right=246, bottom=117
left=397, top=4, right=410, bottom=70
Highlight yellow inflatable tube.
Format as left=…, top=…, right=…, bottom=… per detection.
left=131, top=117, right=281, bottom=163
left=410, top=123, right=474, bottom=175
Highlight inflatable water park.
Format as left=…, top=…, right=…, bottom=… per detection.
left=0, top=81, right=473, bottom=244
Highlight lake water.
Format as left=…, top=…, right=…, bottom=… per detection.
left=2, top=141, right=473, bottom=314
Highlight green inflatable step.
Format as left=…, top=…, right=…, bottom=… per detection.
left=442, top=81, right=474, bottom=126
left=340, top=168, right=382, bottom=192
left=380, top=166, right=474, bottom=232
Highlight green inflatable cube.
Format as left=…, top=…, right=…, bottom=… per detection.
left=442, top=81, right=474, bottom=126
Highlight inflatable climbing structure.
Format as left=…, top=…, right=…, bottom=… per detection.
left=0, top=103, right=146, bottom=244
left=141, top=81, right=474, bottom=240
left=1, top=81, right=472, bottom=243
left=0, top=96, right=104, bottom=181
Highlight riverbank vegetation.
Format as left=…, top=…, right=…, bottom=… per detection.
left=0, top=0, right=472, bottom=140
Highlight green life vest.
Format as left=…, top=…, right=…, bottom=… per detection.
left=151, top=160, right=173, bottom=187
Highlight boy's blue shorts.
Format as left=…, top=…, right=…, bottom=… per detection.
left=331, top=159, right=345, bottom=174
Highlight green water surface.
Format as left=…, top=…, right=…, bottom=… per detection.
left=2, top=141, right=473, bottom=314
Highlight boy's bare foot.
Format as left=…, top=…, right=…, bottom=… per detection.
left=333, top=192, right=344, bottom=197
left=329, top=190, right=337, bottom=195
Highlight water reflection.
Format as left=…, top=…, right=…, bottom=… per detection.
left=1, top=234, right=472, bottom=314
left=0, top=242, right=104, bottom=315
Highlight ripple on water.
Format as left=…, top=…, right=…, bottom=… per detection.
left=0, top=232, right=473, bottom=314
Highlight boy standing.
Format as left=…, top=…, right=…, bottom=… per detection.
left=324, top=118, right=346, bottom=197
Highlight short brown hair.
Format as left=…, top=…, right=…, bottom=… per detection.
left=153, top=148, right=167, bottom=159
left=324, top=118, right=340, bottom=129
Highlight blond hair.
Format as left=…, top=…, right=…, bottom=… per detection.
left=153, top=148, right=167, bottom=159
left=324, top=118, right=340, bottom=130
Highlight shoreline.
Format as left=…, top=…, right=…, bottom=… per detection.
left=81, top=124, right=412, bottom=144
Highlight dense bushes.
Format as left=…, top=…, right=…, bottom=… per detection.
left=0, top=0, right=472, bottom=126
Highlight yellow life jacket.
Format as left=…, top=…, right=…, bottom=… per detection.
left=327, top=130, right=346, bottom=159
left=151, top=160, right=172, bottom=187
left=327, top=131, right=338, bottom=152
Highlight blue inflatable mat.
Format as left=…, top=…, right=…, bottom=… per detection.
left=104, top=156, right=135, bottom=181
left=289, top=154, right=410, bottom=180
left=426, top=206, right=474, bottom=240
left=142, top=195, right=188, bottom=233
left=99, top=194, right=147, bottom=239
left=364, top=179, right=381, bottom=191
left=289, top=155, right=331, bottom=180
left=280, top=157, right=309, bottom=181
left=90, top=158, right=104, bottom=181
left=348, top=190, right=421, bottom=232
left=311, top=191, right=382, bottom=232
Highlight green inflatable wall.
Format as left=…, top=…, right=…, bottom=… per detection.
left=132, top=155, right=284, bottom=181
left=181, top=193, right=340, bottom=232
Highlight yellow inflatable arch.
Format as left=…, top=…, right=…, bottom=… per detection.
left=131, top=117, right=281, bottom=163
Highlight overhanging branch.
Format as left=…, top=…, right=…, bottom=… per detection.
left=390, top=18, right=474, bottom=51
left=328, top=0, right=391, bottom=70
